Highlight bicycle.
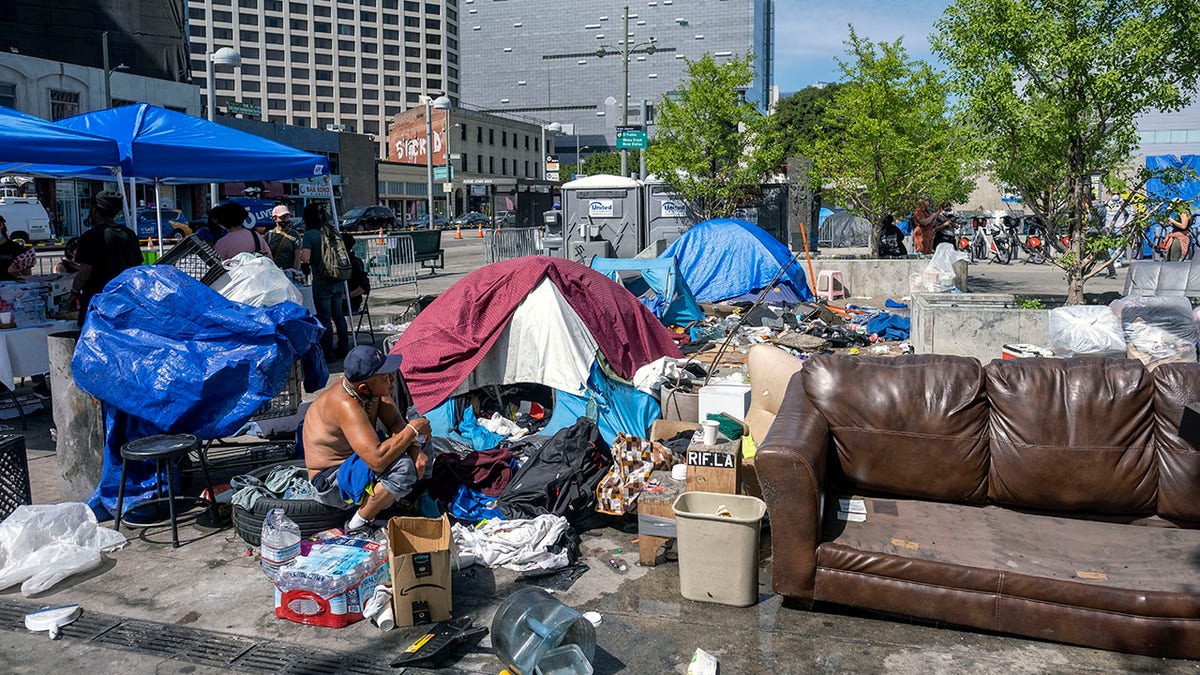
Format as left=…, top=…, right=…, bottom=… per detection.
left=1002, top=215, right=1051, bottom=264
left=962, top=215, right=1012, bottom=264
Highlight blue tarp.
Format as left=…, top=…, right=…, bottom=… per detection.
left=660, top=218, right=814, bottom=303
left=589, top=257, right=704, bottom=326
left=73, top=265, right=323, bottom=518
left=0, top=105, right=122, bottom=167
left=1145, top=155, right=1200, bottom=208
left=1, top=104, right=330, bottom=184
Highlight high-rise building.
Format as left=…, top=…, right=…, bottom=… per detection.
left=185, top=0, right=461, bottom=148
left=459, top=0, right=774, bottom=163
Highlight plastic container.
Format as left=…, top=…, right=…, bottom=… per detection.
left=260, top=508, right=301, bottom=580
left=672, top=491, right=767, bottom=607
left=491, top=587, right=596, bottom=675
left=273, top=536, right=389, bottom=628
left=534, top=644, right=594, bottom=675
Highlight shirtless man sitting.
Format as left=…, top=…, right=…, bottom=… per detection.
left=304, top=345, right=432, bottom=531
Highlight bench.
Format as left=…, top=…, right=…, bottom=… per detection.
left=399, top=229, right=444, bottom=272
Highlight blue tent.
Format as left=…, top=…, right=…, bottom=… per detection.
left=1, top=104, right=329, bottom=184
left=660, top=217, right=814, bottom=303
left=0, top=105, right=122, bottom=168
left=589, top=257, right=704, bottom=326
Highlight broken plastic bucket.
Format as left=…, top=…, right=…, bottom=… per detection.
left=672, top=491, right=767, bottom=607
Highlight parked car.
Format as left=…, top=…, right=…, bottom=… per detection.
left=340, top=205, right=396, bottom=232
left=407, top=214, right=450, bottom=229
left=0, top=197, right=53, bottom=242
left=494, top=210, right=517, bottom=227
left=116, top=208, right=193, bottom=240
left=452, top=211, right=492, bottom=228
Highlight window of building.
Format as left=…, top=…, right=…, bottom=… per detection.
left=406, top=92, right=421, bottom=103
left=190, top=25, right=207, bottom=37
left=264, top=0, right=282, bottom=9
left=239, top=13, right=258, bottom=24
left=385, top=105, right=402, bottom=116
left=190, top=42, right=206, bottom=54
left=289, top=2, right=307, bottom=12
left=460, top=124, right=467, bottom=141
left=427, top=64, right=442, bottom=75
left=404, top=16, right=420, bottom=27
left=501, top=130, right=507, bottom=147
left=315, top=70, right=333, bottom=81
left=317, top=102, right=334, bottom=113
left=265, top=16, right=282, bottom=27
left=364, top=104, right=379, bottom=115
left=363, top=59, right=378, bottom=70
left=241, top=63, right=260, bottom=76
left=188, top=7, right=205, bottom=20
left=263, top=32, right=283, bottom=44
left=403, top=46, right=420, bottom=57
left=239, top=30, right=259, bottom=41
left=340, top=102, right=357, bottom=114
left=238, top=0, right=257, bottom=7
left=266, top=65, right=285, bottom=77
left=405, top=76, right=421, bottom=88
left=524, top=135, right=530, bottom=150
left=314, top=5, right=331, bottom=16
left=426, top=48, right=441, bottom=59
left=525, top=160, right=530, bottom=177
left=289, top=18, right=307, bottom=30
left=292, top=67, right=310, bottom=79
left=339, top=24, right=355, bottom=35
left=405, top=30, right=420, bottom=42
left=293, top=100, right=310, bottom=111
left=502, top=158, right=508, bottom=175
left=314, top=21, right=331, bottom=32
left=337, top=8, right=353, bottom=19
left=316, top=53, right=333, bottom=65
left=337, top=55, right=355, bottom=67
left=213, top=10, right=233, bottom=22
left=243, top=80, right=261, bottom=92
left=214, top=27, right=234, bottom=39
left=266, top=82, right=286, bottom=94
left=384, top=44, right=400, bottom=55
left=289, top=34, right=307, bottom=46
left=317, top=85, right=333, bottom=96
left=428, top=33, right=441, bottom=45
left=488, top=128, right=495, bottom=145
left=315, top=37, right=332, bottom=48
left=405, top=61, right=420, bottom=72
left=476, top=155, right=482, bottom=172
left=294, top=83, right=310, bottom=95
left=361, top=41, right=377, bottom=52
left=343, top=71, right=358, bottom=82
left=489, top=157, right=494, bottom=174
left=447, top=7, right=456, bottom=20
left=426, top=18, right=441, bottom=30
left=404, top=1, right=419, bottom=10
left=292, top=51, right=309, bottom=63
left=383, top=13, right=399, bottom=25
left=362, top=26, right=377, bottom=37
left=268, top=99, right=286, bottom=110
left=292, top=117, right=308, bottom=127
left=318, top=118, right=334, bottom=128
left=476, top=126, right=482, bottom=142
left=385, top=90, right=402, bottom=101
left=49, top=90, right=79, bottom=120
left=0, top=83, right=15, bottom=109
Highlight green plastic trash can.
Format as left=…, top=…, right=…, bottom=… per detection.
left=672, top=491, right=767, bottom=607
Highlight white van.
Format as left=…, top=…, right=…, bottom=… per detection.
left=0, top=197, right=52, bottom=242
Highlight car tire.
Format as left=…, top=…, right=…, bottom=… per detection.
left=231, top=460, right=351, bottom=546
left=171, top=228, right=187, bottom=240
left=10, top=231, right=28, bottom=242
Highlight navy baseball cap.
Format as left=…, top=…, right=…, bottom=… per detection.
left=343, top=346, right=403, bottom=383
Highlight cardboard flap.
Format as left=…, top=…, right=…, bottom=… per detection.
left=388, top=514, right=452, bottom=556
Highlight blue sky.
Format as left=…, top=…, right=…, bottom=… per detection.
left=774, top=0, right=953, bottom=93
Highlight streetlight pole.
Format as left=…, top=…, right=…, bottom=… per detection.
left=596, top=5, right=655, bottom=178
left=102, top=32, right=111, bottom=109
left=206, top=47, right=241, bottom=208
left=432, top=95, right=453, bottom=221
left=423, top=96, right=434, bottom=229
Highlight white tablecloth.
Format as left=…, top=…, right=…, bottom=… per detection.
left=299, top=285, right=316, bottom=314
left=0, top=320, right=78, bottom=390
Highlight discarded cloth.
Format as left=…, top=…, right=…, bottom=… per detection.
left=448, top=485, right=505, bottom=524
left=478, top=413, right=529, bottom=440
left=429, top=447, right=516, bottom=502
left=0, top=503, right=127, bottom=596
left=230, top=465, right=314, bottom=511
left=457, top=404, right=506, bottom=451
left=864, top=313, right=911, bottom=341
left=452, top=514, right=570, bottom=571
left=632, top=356, right=695, bottom=396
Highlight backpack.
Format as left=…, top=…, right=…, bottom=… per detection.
left=318, top=225, right=352, bottom=281
left=497, top=417, right=612, bottom=525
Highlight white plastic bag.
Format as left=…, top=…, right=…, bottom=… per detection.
left=1110, top=295, right=1198, bottom=369
left=0, top=503, right=127, bottom=596
left=1047, top=305, right=1126, bottom=357
left=215, top=252, right=304, bottom=307
left=909, top=243, right=965, bottom=293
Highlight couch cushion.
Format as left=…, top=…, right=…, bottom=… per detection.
left=800, top=355, right=989, bottom=502
left=819, top=495, right=1200, bottom=609
left=1150, top=362, right=1200, bottom=523
left=985, top=357, right=1157, bottom=514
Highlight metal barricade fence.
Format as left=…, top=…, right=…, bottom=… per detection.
left=484, top=227, right=545, bottom=264
left=353, top=234, right=418, bottom=290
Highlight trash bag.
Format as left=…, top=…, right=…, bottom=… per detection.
left=1110, top=295, right=1198, bottom=369
left=498, top=417, right=611, bottom=525
left=909, top=243, right=964, bottom=293
left=215, top=252, right=304, bottom=307
left=1047, top=306, right=1126, bottom=357
left=0, top=503, right=127, bottom=596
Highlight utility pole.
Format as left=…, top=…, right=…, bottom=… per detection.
left=620, top=5, right=630, bottom=178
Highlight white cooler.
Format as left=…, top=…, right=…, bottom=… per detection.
left=696, top=382, right=751, bottom=424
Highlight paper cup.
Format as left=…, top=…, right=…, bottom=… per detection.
left=375, top=601, right=395, bottom=631
left=701, top=420, right=720, bottom=446
left=671, top=464, right=687, bottom=481
left=0, top=311, right=12, bottom=324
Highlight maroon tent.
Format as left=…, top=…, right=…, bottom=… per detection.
left=394, top=256, right=683, bottom=413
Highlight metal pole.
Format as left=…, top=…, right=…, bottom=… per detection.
left=575, top=132, right=580, bottom=178
left=206, top=55, right=219, bottom=208
left=154, top=180, right=164, bottom=256
left=325, top=175, right=356, bottom=348
left=444, top=106, right=454, bottom=221
left=639, top=98, right=648, bottom=179
left=620, top=4, right=629, bottom=178
left=102, top=32, right=112, bottom=109
left=540, top=125, right=546, bottom=179
left=424, top=99, right=434, bottom=229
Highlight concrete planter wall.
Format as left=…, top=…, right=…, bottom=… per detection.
left=910, top=293, right=1049, bottom=363
left=809, top=258, right=968, bottom=298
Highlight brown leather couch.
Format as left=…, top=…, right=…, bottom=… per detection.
left=757, top=354, right=1200, bottom=658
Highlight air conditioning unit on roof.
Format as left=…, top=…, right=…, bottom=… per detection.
left=325, top=123, right=347, bottom=132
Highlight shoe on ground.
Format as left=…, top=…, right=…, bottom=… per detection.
left=32, top=383, right=51, bottom=400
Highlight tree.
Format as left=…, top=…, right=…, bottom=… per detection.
left=646, top=53, right=781, bottom=220
left=807, top=29, right=977, bottom=256
left=933, top=0, right=1200, bottom=304
left=770, top=83, right=843, bottom=161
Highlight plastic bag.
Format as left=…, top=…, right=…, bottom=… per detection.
left=0, top=503, right=127, bottom=596
left=1110, top=295, right=1198, bottom=369
left=909, top=243, right=965, bottom=293
left=1047, top=306, right=1125, bottom=357
left=216, top=252, right=304, bottom=307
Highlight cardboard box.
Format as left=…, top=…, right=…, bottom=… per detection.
left=388, top=514, right=453, bottom=627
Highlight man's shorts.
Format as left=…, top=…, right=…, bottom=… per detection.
left=311, top=453, right=417, bottom=508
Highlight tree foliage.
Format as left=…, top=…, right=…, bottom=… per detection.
left=647, top=53, right=781, bottom=220
left=933, top=0, right=1200, bottom=304
left=807, top=29, right=977, bottom=256
left=770, top=83, right=843, bottom=161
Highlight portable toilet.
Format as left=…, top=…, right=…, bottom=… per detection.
left=642, top=177, right=695, bottom=253
left=555, top=174, right=643, bottom=262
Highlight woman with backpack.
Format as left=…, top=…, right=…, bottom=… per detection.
left=212, top=202, right=273, bottom=261
left=299, top=203, right=350, bottom=361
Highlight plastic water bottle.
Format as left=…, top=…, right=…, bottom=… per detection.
left=260, top=508, right=301, bottom=580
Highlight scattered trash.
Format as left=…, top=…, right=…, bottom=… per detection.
left=491, top=588, right=596, bottom=675
left=687, top=647, right=719, bottom=675
left=582, top=611, right=603, bottom=627
left=0, top=503, right=127, bottom=597
left=260, top=508, right=301, bottom=580
left=607, top=557, right=628, bottom=574
left=24, top=604, right=81, bottom=639
left=390, top=615, right=488, bottom=669
left=362, top=585, right=394, bottom=631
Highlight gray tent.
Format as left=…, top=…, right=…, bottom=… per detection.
left=819, top=209, right=872, bottom=248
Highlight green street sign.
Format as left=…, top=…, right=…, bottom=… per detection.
left=434, top=165, right=454, bottom=181
left=616, top=129, right=648, bottom=149
left=227, top=101, right=261, bottom=117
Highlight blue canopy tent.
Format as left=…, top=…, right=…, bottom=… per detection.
left=0, top=104, right=331, bottom=253
left=660, top=217, right=814, bottom=303
left=589, top=257, right=704, bottom=326
left=0, top=106, right=133, bottom=223
left=1144, top=155, right=1200, bottom=257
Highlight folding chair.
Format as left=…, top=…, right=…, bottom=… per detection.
left=351, top=293, right=375, bottom=345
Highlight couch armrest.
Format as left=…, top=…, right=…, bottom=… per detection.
left=756, top=371, right=829, bottom=605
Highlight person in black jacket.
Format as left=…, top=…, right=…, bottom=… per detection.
left=342, top=232, right=371, bottom=313
left=70, top=191, right=142, bottom=326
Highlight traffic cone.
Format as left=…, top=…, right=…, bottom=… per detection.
left=476, top=224, right=484, bottom=238
left=455, top=224, right=462, bottom=240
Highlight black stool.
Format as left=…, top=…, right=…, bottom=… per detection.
left=113, top=434, right=214, bottom=548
